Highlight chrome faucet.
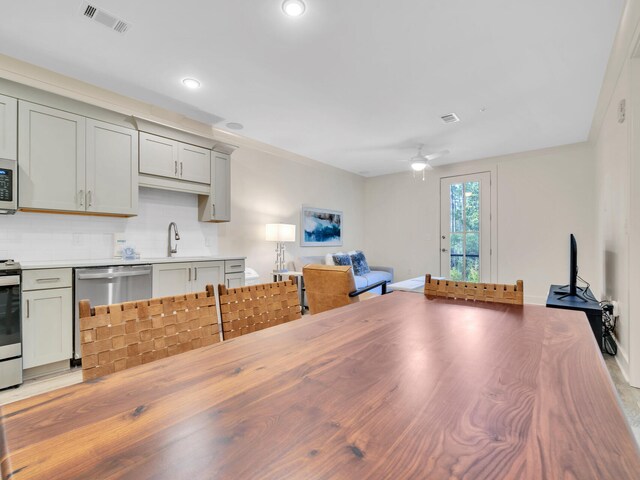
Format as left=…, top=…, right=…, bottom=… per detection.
left=168, top=222, right=180, bottom=257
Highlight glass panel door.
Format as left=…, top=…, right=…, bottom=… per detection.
left=440, top=173, right=491, bottom=282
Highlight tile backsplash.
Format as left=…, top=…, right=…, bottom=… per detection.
left=0, top=188, right=219, bottom=261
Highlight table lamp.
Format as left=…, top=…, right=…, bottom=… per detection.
left=266, top=223, right=296, bottom=272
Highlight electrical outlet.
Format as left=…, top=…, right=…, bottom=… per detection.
left=611, top=300, right=620, bottom=317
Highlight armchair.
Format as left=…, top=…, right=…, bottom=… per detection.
left=303, top=264, right=387, bottom=315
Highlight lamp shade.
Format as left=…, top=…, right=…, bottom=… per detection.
left=265, top=223, right=296, bottom=242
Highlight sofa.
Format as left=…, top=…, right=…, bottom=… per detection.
left=292, top=255, right=394, bottom=295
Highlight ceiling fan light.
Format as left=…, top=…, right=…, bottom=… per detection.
left=411, top=160, right=427, bottom=171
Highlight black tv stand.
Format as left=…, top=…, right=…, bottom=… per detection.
left=552, top=283, right=591, bottom=302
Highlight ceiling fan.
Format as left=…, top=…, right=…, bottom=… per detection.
left=406, top=145, right=450, bottom=179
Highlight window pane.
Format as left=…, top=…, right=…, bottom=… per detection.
left=465, top=233, right=479, bottom=256
left=450, top=256, right=463, bottom=281
left=450, top=233, right=463, bottom=255
left=465, top=256, right=480, bottom=282
left=464, top=181, right=480, bottom=232
left=450, top=183, right=463, bottom=233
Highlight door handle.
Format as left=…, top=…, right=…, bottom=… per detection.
left=79, top=190, right=84, bottom=207
left=441, top=248, right=448, bottom=252
left=194, top=267, right=198, bottom=281
left=180, top=162, right=183, bottom=177
left=87, top=190, right=92, bottom=207
left=188, top=268, right=192, bottom=282
left=26, top=299, right=29, bottom=318
left=175, top=161, right=178, bottom=176
left=211, top=204, right=216, bottom=217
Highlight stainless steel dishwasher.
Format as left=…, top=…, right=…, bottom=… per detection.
left=74, top=265, right=152, bottom=361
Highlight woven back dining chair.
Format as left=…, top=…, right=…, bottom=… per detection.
left=78, top=287, right=220, bottom=381
left=423, top=274, right=524, bottom=305
left=303, top=264, right=387, bottom=315
left=218, top=280, right=301, bottom=339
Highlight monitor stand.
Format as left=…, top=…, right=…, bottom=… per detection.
left=553, top=284, right=590, bottom=302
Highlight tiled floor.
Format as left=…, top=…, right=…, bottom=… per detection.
left=0, top=368, right=82, bottom=406
left=2, top=356, right=640, bottom=446
left=605, top=355, right=640, bottom=444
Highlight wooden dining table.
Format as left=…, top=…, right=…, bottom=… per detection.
left=1, top=292, right=639, bottom=479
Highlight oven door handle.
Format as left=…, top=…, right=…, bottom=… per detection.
left=0, top=275, right=20, bottom=286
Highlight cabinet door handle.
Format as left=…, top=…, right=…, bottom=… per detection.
left=212, top=204, right=216, bottom=217
left=188, top=268, right=192, bottom=282
left=79, top=190, right=84, bottom=207
left=180, top=162, right=183, bottom=177
left=87, top=190, right=92, bottom=207
left=26, top=299, right=29, bottom=318
left=175, top=161, right=178, bottom=176
left=194, top=267, right=198, bottom=281
left=36, top=277, right=61, bottom=283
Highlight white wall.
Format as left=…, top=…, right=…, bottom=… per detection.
left=218, top=147, right=365, bottom=283
left=364, top=142, right=597, bottom=305
left=591, top=0, right=640, bottom=385
left=595, top=60, right=631, bottom=372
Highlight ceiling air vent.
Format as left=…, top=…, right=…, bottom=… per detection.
left=80, top=2, right=131, bottom=34
left=440, top=113, right=460, bottom=124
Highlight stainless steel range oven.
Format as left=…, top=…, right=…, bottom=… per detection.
left=0, top=260, right=21, bottom=389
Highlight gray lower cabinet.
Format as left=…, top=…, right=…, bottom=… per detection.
left=225, top=272, right=244, bottom=288
left=0, top=93, right=17, bottom=160
left=199, top=152, right=231, bottom=222
left=152, top=261, right=225, bottom=297
left=152, top=260, right=243, bottom=297
left=22, top=269, right=73, bottom=369
left=18, top=101, right=138, bottom=216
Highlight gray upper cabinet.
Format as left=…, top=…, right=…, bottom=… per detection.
left=179, top=143, right=211, bottom=184
left=19, top=101, right=86, bottom=212
left=0, top=94, right=17, bottom=160
left=139, top=132, right=211, bottom=184
left=199, top=152, right=231, bottom=222
left=18, top=101, right=138, bottom=216
left=86, top=119, right=138, bottom=216
left=139, top=132, right=179, bottom=179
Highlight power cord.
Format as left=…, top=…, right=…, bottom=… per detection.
left=600, top=302, right=617, bottom=356
left=576, top=274, right=617, bottom=355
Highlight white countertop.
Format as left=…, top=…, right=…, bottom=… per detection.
left=19, top=256, right=246, bottom=270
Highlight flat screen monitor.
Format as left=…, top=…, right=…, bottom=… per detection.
left=569, top=233, right=577, bottom=296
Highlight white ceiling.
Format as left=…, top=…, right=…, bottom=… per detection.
left=0, top=0, right=624, bottom=176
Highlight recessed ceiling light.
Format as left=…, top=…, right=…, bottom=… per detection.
left=225, top=122, right=244, bottom=130
left=182, top=78, right=201, bottom=89
left=282, top=0, right=306, bottom=17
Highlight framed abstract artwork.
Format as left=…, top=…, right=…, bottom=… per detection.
left=301, top=206, right=343, bottom=247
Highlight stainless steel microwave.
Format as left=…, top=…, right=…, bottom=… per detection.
left=0, top=158, right=17, bottom=214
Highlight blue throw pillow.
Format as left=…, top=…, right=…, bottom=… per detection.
left=332, top=253, right=352, bottom=267
left=349, top=251, right=371, bottom=276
